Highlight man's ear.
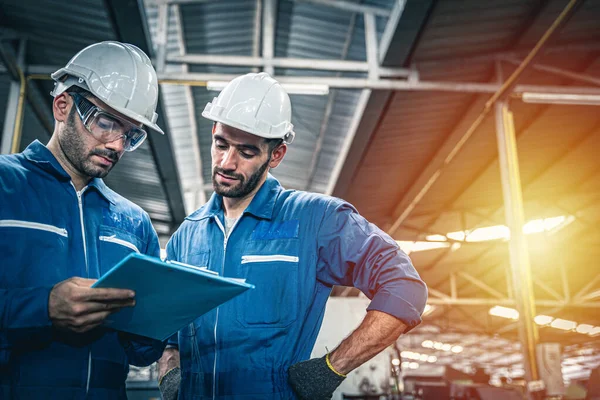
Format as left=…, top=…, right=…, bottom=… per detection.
left=52, top=93, right=71, bottom=123
left=269, top=143, right=287, bottom=169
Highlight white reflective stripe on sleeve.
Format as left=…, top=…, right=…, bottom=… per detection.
left=99, top=235, right=140, bottom=253
left=0, top=219, right=68, bottom=237
left=241, top=255, right=299, bottom=264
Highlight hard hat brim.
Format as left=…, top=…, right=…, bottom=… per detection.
left=202, top=102, right=293, bottom=141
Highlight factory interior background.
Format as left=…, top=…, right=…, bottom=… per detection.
left=1, top=0, right=600, bottom=398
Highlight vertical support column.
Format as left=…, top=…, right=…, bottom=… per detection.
left=155, top=3, right=170, bottom=73
left=262, top=0, right=276, bottom=75
left=363, top=12, right=378, bottom=81
left=559, top=262, right=570, bottom=302
left=495, top=101, right=540, bottom=387
left=326, top=88, right=371, bottom=195
left=1, top=39, right=26, bottom=155
left=505, top=264, right=514, bottom=300
left=450, top=272, right=457, bottom=299
left=252, top=0, right=262, bottom=73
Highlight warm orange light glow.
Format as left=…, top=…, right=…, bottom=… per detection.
left=425, top=234, right=447, bottom=241
left=491, top=308, right=597, bottom=335
left=588, top=327, right=600, bottom=337
left=423, top=304, right=435, bottom=316
left=550, top=319, right=577, bottom=331
left=489, top=306, right=519, bottom=320
left=534, top=315, right=554, bottom=325
left=396, top=241, right=449, bottom=255
left=575, top=324, right=594, bottom=334
left=443, top=215, right=573, bottom=243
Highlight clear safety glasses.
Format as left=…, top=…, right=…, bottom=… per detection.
left=70, top=92, right=147, bottom=152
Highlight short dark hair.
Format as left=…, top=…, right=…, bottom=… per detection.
left=265, top=138, right=283, bottom=154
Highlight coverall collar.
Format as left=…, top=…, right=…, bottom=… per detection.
left=23, top=140, right=117, bottom=205
left=187, top=173, right=282, bottom=221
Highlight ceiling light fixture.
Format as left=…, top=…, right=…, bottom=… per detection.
left=521, top=92, right=600, bottom=106
left=206, top=80, right=329, bottom=96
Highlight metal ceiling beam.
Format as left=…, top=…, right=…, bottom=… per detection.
left=379, top=0, right=434, bottom=67
left=385, top=0, right=584, bottom=237
left=158, top=72, right=600, bottom=93
left=167, top=54, right=414, bottom=75
left=453, top=114, right=600, bottom=249
left=387, top=94, right=491, bottom=236
left=325, top=88, right=372, bottom=195
left=262, top=0, right=276, bottom=76
left=305, top=11, right=358, bottom=191
left=574, top=275, right=600, bottom=302
left=501, top=57, right=600, bottom=87
left=533, top=280, right=564, bottom=302
left=329, top=0, right=431, bottom=198
left=0, top=38, right=26, bottom=155
left=458, top=271, right=507, bottom=300
left=325, top=11, right=378, bottom=196
left=294, top=0, right=389, bottom=17
left=20, top=66, right=600, bottom=96
left=252, top=0, right=262, bottom=73
left=173, top=3, right=207, bottom=210
left=155, top=3, right=169, bottom=72
left=103, top=0, right=186, bottom=229
left=456, top=199, right=600, bottom=302
left=495, top=101, right=540, bottom=384
left=364, top=12, right=378, bottom=81
left=0, top=38, right=53, bottom=146
left=426, top=298, right=600, bottom=308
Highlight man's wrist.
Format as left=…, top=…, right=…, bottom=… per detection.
left=325, top=353, right=346, bottom=377
left=327, top=350, right=351, bottom=376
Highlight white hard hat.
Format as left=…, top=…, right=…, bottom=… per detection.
left=51, top=41, right=164, bottom=135
left=202, top=72, right=295, bottom=144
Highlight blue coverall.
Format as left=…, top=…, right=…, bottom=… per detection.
left=0, top=141, right=165, bottom=399
left=167, top=174, right=428, bottom=399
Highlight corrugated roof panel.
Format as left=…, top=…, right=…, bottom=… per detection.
left=273, top=0, right=391, bottom=192
left=413, top=0, right=539, bottom=61
left=180, top=1, right=256, bottom=55
left=176, top=0, right=385, bottom=194
left=0, top=0, right=181, bottom=240
left=177, top=0, right=257, bottom=199
left=517, top=0, right=600, bottom=47
left=145, top=1, right=205, bottom=214
left=308, top=88, right=363, bottom=193
left=345, top=62, right=490, bottom=225
left=1, top=0, right=117, bottom=66
left=419, top=54, right=600, bottom=216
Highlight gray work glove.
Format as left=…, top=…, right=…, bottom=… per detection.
left=288, top=355, right=346, bottom=400
left=159, top=366, right=180, bottom=400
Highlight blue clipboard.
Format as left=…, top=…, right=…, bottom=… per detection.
left=91, top=253, right=254, bottom=341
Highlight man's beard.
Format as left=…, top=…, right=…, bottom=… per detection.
left=59, top=108, right=119, bottom=179
left=212, top=156, right=270, bottom=198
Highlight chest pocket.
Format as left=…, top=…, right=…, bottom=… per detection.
left=98, top=225, right=144, bottom=275
left=236, top=253, right=299, bottom=328
left=0, top=219, right=69, bottom=286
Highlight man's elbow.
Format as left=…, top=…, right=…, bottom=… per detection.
left=415, top=280, right=428, bottom=317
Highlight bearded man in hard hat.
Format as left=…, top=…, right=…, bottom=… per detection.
left=158, top=72, right=427, bottom=400
left=0, top=41, right=166, bottom=398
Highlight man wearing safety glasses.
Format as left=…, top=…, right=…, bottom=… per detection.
left=0, top=41, right=166, bottom=399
